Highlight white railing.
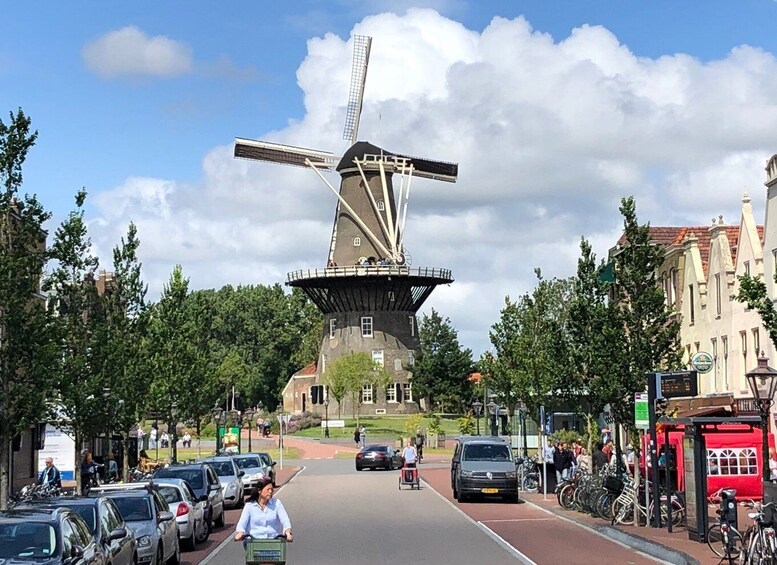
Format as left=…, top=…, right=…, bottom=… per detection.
left=287, top=265, right=452, bottom=282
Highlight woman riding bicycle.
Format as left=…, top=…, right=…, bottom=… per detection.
left=234, top=477, right=293, bottom=544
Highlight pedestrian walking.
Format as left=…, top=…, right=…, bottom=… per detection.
left=353, top=427, right=360, bottom=448
left=359, top=425, right=366, bottom=448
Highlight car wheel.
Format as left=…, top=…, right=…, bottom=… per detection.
left=183, top=525, right=197, bottom=551
left=215, top=508, right=225, bottom=528
left=167, top=539, right=181, bottom=565
left=154, top=546, right=163, bottom=565
left=452, top=482, right=458, bottom=499
left=196, top=516, right=210, bottom=544
left=355, top=464, right=362, bottom=471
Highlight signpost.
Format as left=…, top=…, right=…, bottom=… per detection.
left=277, top=414, right=291, bottom=469
left=635, top=393, right=649, bottom=429
left=691, top=352, right=714, bottom=374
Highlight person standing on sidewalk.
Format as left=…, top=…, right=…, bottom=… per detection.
left=353, top=427, right=360, bottom=448
left=359, top=426, right=366, bottom=448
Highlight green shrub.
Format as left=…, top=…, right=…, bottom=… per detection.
left=426, top=414, right=443, bottom=434
left=458, top=411, right=475, bottom=435
left=550, top=429, right=582, bottom=446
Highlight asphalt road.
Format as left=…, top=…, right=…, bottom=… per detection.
left=202, top=458, right=525, bottom=565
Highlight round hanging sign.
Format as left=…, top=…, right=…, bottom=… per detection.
left=691, top=351, right=714, bottom=374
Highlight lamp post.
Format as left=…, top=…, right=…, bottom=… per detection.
left=212, top=404, right=224, bottom=453
left=324, top=399, right=330, bottom=438
left=745, top=354, right=777, bottom=483
left=487, top=400, right=498, bottom=436
left=471, top=400, right=483, bottom=435
left=244, top=407, right=255, bottom=453
left=518, top=402, right=528, bottom=458
left=229, top=408, right=241, bottom=453
left=171, top=402, right=178, bottom=464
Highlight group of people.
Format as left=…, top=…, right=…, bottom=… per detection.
left=137, top=425, right=194, bottom=449
left=542, top=438, right=635, bottom=485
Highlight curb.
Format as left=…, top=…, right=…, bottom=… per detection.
left=536, top=501, right=700, bottom=565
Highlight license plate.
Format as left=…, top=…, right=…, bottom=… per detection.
left=482, top=488, right=499, bottom=494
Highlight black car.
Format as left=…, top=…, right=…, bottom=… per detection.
left=16, top=496, right=137, bottom=565
left=154, top=463, right=225, bottom=529
left=0, top=507, right=105, bottom=563
left=355, top=445, right=405, bottom=471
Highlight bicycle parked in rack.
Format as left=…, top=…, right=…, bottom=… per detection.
left=706, top=505, right=745, bottom=564
left=741, top=500, right=777, bottom=564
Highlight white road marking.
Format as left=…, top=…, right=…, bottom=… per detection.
left=480, top=518, right=555, bottom=523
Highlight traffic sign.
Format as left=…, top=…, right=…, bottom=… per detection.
left=691, top=352, right=713, bottom=374
left=635, top=393, right=649, bottom=429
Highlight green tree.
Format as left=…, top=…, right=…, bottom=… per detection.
left=44, top=189, right=104, bottom=493
left=0, top=109, right=56, bottom=509
left=412, top=309, right=474, bottom=412
left=322, top=352, right=390, bottom=423
left=737, top=271, right=777, bottom=349
left=606, top=197, right=681, bottom=424
left=146, top=265, right=198, bottom=463
left=101, top=222, right=149, bottom=480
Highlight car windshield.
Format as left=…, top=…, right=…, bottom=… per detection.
left=63, top=505, right=96, bottom=532
left=208, top=461, right=236, bottom=477
left=156, top=468, right=204, bottom=489
left=110, top=497, right=153, bottom=521
left=0, top=523, right=57, bottom=558
left=159, top=486, right=182, bottom=504
left=235, top=457, right=261, bottom=470
left=365, top=445, right=387, bottom=452
left=463, top=444, right=512, bottom=462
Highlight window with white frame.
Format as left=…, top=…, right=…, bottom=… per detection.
left=753, top=328, right=760, bottom=357
left=409, top=316, right=415, bottom=337
left=741, top=331, right=747, bottom=362
left=711, top=337, right=718, bottom=390
left=362, top=384, right=374, bottom=404
left=671, top=268, right=679, bottom=308
left=386, top=383, right=397, bottom=402
left=361, top=316, right=373, bottom=337
left=372, top=349, right=384, bottom=366
left=715, top=274, right=722, bottom=316
left=407, top=350, right=415, bottom=366
left=402, top=382, right=413, bottom=402
left=329, top=318, right=336, bottom=339
left=707, top=447, right=758, bottom=476
left=388, top=291, right=395, bottom=302
left=321, top=354, right=327, bottom=374
left=773, top=249, right=777, bottom=274
left=744, top=260, right=751, bottom=275
left=688, top=284, right=695, bottom=325
left=377, top=200, right=385, bottom=211
left=394, top=358, right=402, bottom=371
left=353, top=236, right=361, bottom=247
left=722, top=336, right=729, bottom=389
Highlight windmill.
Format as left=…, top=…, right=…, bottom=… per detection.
left=234, top=35, right=457, bottom=415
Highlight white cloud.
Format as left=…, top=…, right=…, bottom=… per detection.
left=82, top=26, right=192, bottom=78
left=88, top=9, right=777, bottom=356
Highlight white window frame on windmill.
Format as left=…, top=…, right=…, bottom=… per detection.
left=376, top=200, right=385, bottom=211
left=353, top=236, right=361, bottom=247
left=407, top=350, right=415, bottom=366
left=362, top=384, right=374, bottom=404
left=329, top=318, right=336, bottom=339
left=361, top=316, right=373, bottom=337
left=386, top=383, right=397, bottom=403
left=372, top=349, right=384, bottom=367
left=409, top=316, right=415, bottom=337
left=402, top=382, right=413, bottom=402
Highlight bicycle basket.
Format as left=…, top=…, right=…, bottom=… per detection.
left=603, top=476, right=624, bottom=493
left=245, top=538, right=287, bottom=565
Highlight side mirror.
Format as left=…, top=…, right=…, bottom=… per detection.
left=199, top=494, right=209, bottom=502
left=238, top=471, right=245, bottom=478
left=210, top=484, right=222, bottom=492
left=270, top=462, right=277, bottom=467
left=158, top=510, right=174, bottom=522
left=108, top=527, right=127, bottom=541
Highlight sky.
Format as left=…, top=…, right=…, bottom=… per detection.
left=4, top=1, right=777, bottom=357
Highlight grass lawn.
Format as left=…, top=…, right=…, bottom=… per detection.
left=292, top=414, right=463, bottom=441
left=146, top=446, right=302, bottom=464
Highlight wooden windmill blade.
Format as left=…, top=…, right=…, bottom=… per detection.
left=342, top=35, right=372, bottom=146
left=393, top=152, right=459, bottom=183
left=234, top=138, right=339, bottom=169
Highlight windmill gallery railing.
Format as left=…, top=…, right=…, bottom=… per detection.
left=287, top=265, right=453, bottom=283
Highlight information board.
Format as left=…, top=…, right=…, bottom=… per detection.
left=634, top=393, right=649, bottom=429
left=660, top=371, right=698, bottom=399
left=38, top=425, right=75, bottom=481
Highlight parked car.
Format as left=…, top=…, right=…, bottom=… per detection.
left=254, top=452, right=277, bottom=485
left=153, top=478, right=209, bottom=549
left=0, top=507, right=105, bottom=563
left=89, top=483, right=180, bottom=565
left=199, top=456, right=245, bottom=508
left=231, top=454, right=267, bottom=493
left=153, top=463, right=225, bottom=529
left=450, top=435, right=519, bottom=503
left=15, top=495, right=137, bottom=565
left=355, top=445, right=404, bottom=471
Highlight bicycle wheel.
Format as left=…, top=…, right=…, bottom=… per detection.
left=558, top=484, right=575, bottom=509
left=611, top=499, right=634, bottom=525
left=706, top=524, right=743, bottom=559
left=596, top=492, right=615, bottom=521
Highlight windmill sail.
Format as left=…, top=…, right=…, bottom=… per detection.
left=342, top=35, right=372, bottom=146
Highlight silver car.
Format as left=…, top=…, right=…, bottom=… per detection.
left=200, top=457, right=244, bottom=508
left=231, top=454, right=266, bottom=493
left=90, top=484, right=180, bottom=565
left=154, top=478, right=209, bottom=550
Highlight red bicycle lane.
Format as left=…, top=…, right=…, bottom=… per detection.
left=421, top=466, right=663, bottom=565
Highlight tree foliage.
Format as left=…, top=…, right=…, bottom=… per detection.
left=0, top=110, right=57, bottom=509
left=412, top=309, right=474, bottom=412
left=321, top=352, right=390, bottom=422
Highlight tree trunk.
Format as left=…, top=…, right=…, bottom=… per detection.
left=0, top=434, right=10, bottom=511
left=171, top=418, right=178, bottom=464
left=74, top=431, right=82, bottom=495
left=121, top=431, right=130, bottom=482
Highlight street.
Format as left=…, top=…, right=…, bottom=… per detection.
left=196, top=457, right=669, bottom=565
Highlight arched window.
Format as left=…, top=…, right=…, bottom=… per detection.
left=353, top=236, right=361, bottom=247
left=377, top=200, right=385, bottom=211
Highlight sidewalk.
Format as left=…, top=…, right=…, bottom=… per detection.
left=523, top=492, right=721, bottom=564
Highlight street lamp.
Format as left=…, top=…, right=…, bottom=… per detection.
left=243, top=407, right=255, bottom=453
left=212, top=404, right=224, bottom=453
left=518, top=402, right=528, bottom=458
left=471, top=400, right=483, bottom=435
left=745, top=354, right=777, bottom=482
left=487, top=401, right=498, bottom=436
left=324, top=399, right=330, bottom=438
